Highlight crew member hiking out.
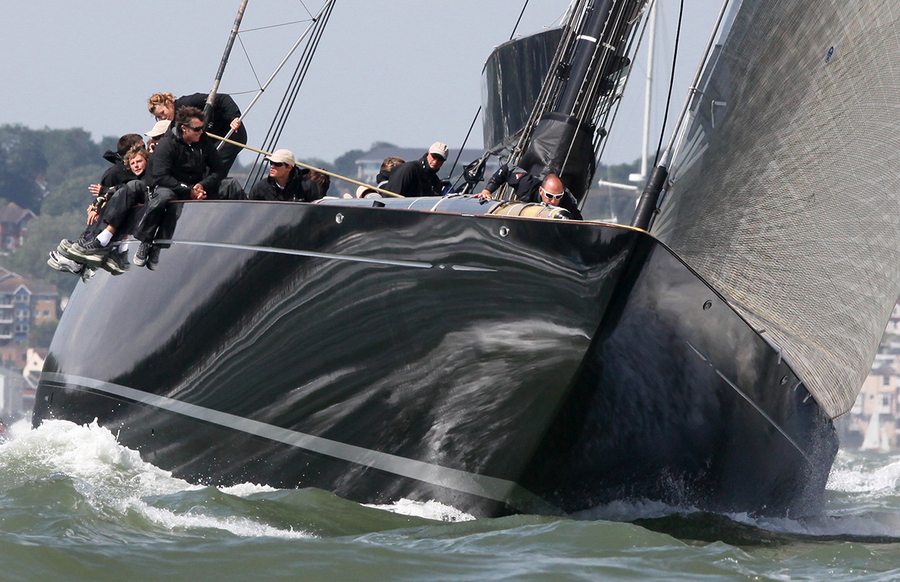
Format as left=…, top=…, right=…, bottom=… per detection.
left=132, top=105, right=225, bottom=270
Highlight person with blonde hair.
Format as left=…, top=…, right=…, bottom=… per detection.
left=148, top=91, right=247, bottom=175
left=52, top=145, right=152, bottom=276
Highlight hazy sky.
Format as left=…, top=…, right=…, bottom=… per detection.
left=0, top=0, right=724, bottom=167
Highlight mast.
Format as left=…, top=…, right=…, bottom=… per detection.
left=513, top=0, right=649, bottom=202
left=554, top=0, right=616, bottom=117
left=203, top=0, right=250, bottom=123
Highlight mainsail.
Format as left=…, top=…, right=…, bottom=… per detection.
left=652, top=0, right=900, bottom=418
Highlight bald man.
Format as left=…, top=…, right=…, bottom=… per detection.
left=477, top=164, right=582, bottom=220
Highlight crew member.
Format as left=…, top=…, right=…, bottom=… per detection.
left=148, top=91, right=246, bottom=175
left=385, top=142, right=448, bottom=197
left=131, top=106, right=225, bottom=269
left=477, top=164, right=583, bottom=220
left=247, top=149, right=319, bottom=202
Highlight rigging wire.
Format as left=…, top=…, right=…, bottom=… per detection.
left=237, top=35, right=265, bottom=89
left=510, top=0, right=588, bottom=169
left=652, top=0, right=684, bottom=168
left=511, top=0, right=530, bottom=38
left=245, top=1, right=335, bottom=188
left=578, top=0, right=653, bottom=210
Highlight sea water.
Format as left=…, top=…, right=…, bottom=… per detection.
left=1, top=420, right=899, bottom=581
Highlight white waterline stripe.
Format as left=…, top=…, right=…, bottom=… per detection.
left=41, top=372, right=558, bottom=514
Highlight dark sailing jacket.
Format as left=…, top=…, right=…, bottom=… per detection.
left=99, top=150, right=134, bottom=194
left=484, top=163, right=541, bottom=198
left=385, top=155, right=444, bottom=197
left=175, top=92, right=243, bottom=139
left=247, top=167, right=316, bottom=201
left=376, top=169, right=393, bottom=189
left=151, top=126, right=225, bottom=198
left=485, top=163, right=583, bottom=220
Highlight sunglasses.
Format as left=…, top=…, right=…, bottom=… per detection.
left=182, top=124, right=204, bottom=133
left=270, top=162, right=288, bottom=168
left=430, top=154, right=445, bottom=162
left=540, top=187, right=564, bottom=200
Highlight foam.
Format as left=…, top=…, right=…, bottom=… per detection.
left=2, top=420, right=311, bottom=538
left=364, top=498, right=476, bottom=522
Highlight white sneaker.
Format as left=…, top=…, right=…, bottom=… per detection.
left=47, top=251, right=84, bottom=275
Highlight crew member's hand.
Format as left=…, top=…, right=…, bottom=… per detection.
left=87, top=207, right=99, bottom=225
left=191, top=183, right=207, bottom=200
left=474, top=190, right=493, bottom=200
left=230, top=118, right=242, bottom=132
left=88, top=184, right=101, bottom=196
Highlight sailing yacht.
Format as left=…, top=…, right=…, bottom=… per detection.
left=32, top=0, right=900, bottom=518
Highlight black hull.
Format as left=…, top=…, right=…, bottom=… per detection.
left=33, top=198, right=837, bottom=518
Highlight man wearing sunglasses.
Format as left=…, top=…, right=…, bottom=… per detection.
left=131, top=105, right=225, bottom=269
left=245, top=149, right=322, bottom=202
left=385, top=142, right=449, bottom=197
left=477, top=163, right=583, bottom=220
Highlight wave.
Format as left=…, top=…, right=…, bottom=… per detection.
left=12, top=419, right=900, bottom=547
left=0, top=419, right=482, bottom=542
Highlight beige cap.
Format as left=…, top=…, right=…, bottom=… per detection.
left=265, top=149, right=296, bottom=166
left=428, top=142, right=449, bottom=160
left=145, top=120, right=171, bottom=138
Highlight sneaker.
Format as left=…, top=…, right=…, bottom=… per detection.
left=67, top=237, right=111, bottom=266
left=57, top=235, right=87, bottom=260
left=81, top=266, right=96, bottom=283
left=133, top=242, right=151, bottom=267
left=101, top=249, right=130, bottom=275
left=147, top=245, right=162, bottom=271
left=47, top=251, right=84, bottom=275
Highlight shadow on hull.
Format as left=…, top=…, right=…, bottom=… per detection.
left=33, top=198, right=837, bottom=518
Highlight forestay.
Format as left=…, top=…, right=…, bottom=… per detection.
left=652, top=0, right=900, bottom=419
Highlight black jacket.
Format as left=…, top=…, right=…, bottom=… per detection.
left=485, top=163, right=583, bottom=220
left=247, top=167, right=321, bottom=202
left=484, top=163, right=541, bottom=199
left=375, top=169, right=393, bottom=189
left=385, top=155, right=444, bottom=197
left=175, top=92, right=243, bottom=138
left=151, top=125, right=225, bottom=198
left=99, top=150, right=134, bottom=194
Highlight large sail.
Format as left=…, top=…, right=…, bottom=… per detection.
left=651, top=0, right=900, bottom=418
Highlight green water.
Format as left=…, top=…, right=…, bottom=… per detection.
left=1, top=420, right=898, bottom=581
